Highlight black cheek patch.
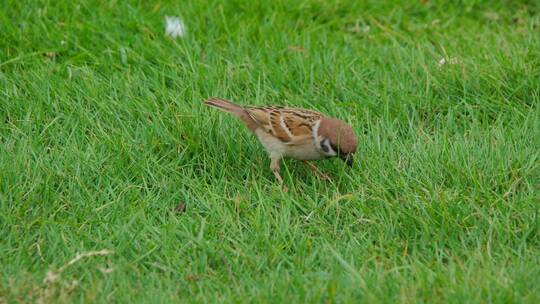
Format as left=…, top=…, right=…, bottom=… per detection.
left=320, top=140, right=329, bottom=153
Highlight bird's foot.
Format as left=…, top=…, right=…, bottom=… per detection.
left=273, top=170, right=289, bottom=192
left=303, top=161, right=331, bottom=181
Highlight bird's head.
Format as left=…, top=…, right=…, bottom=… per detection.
left=317, top=117, right=357, bottom=167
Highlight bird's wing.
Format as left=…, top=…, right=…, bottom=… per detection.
left=245, top=106, right=321, bottom=144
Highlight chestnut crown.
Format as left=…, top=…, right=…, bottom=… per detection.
left=318, top=117, right=357, bottom=160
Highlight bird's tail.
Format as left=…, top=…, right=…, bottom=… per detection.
left=203, top=97, right=258, bottom=131
left=203, top=97, right=245, bottom=115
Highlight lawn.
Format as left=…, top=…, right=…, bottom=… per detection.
left=1, top=0, right=540, bottom=302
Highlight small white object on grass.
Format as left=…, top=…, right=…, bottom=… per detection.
left=165, top=16, right=186, bottom=39
left=437, top=57, right=459, bottom=68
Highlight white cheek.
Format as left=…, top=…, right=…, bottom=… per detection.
left=313, top=123, right=337, bottom=157
left=319, top=139, right=337, bottom=156
left=326, top=145, right=337, bottom=156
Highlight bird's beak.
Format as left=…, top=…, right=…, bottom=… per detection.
left=341, top=154, right=353, bottom=167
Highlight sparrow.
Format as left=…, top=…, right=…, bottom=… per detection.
left=204, top=97, right=357, bottom=184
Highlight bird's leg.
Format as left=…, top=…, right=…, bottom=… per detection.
left=270, top=156, right=283, bottom=184
left=303, top=161, right=331, bottom=180
left=270, top=156, right=288, bottom=191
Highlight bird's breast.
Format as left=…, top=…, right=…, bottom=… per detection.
left=283, top=144, right=325, bottom=160
left=254, top=128, right=324, bottom=160
left=255, top=128, right=287, bottom=157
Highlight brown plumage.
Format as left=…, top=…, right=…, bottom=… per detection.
left=318, top=117, right=357, bottom=155
left=204, top=97, right=357, bottom=184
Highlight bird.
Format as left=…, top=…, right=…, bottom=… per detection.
left=203, top=97, right=357, bottom=185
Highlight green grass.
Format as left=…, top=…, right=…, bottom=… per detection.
left=1, top=0, right=540, bottom=302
